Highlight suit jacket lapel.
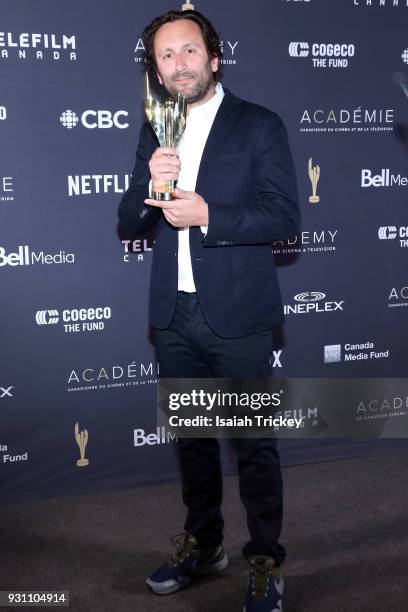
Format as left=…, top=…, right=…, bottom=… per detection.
left=195, top=88, right=244, bottom=194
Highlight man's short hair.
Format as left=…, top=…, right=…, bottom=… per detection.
left=142, top=10, right=222, bottom=81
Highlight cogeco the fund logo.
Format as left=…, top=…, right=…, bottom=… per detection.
left=378, top=226, right=408, bottom=247
left=36, top=306, right=111, bottom=333
left=289, top=41, right=355, bottom=68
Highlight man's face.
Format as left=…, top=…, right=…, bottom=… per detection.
left=154, top=19, right=219, bottom=104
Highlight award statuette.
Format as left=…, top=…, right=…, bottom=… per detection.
left=144, top=72, right=187, bottom=201
left=74, top=422, right=89, bottom=467
left=308, top=157, right=320, bottom=204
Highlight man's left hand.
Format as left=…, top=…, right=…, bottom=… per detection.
left=144, top=188, right=209, bottom=228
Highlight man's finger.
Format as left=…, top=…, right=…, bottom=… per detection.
left=152, top=147, right=178, bottom=158
left=144, top=198, right=176, bottom=209
left=173, top=187, right=193, bottom=199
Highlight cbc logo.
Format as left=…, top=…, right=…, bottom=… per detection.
left=36, top=307, right=112, bottom=325
left=289, top=42, right=355, bottom=58
left=59, top=109, right=129, bottom=129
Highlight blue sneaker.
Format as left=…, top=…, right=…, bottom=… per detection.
left=145, top=532, right=228, bottom=595
left=243, top=554, right=284, bottom=612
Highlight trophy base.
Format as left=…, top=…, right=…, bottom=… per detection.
left=153, top=191, right=174, bottom=201
left=309, top=196, right=320, bottom=203
left=76, top=458, right=89, bottom=467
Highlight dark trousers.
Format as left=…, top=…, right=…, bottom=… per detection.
left=152, top=291, right=286, bottom=567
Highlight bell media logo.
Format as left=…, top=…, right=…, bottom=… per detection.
left=361, top=169, right=407, bottom=188
left=0, top=245, right=75, bottom=266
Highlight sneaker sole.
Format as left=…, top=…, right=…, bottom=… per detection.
left=243, top=601, right=283, bottom=612
left=145, top=552, right=229, bottom=595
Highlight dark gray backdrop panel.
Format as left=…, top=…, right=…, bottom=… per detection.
left=1, top=0, right=407, bottom=503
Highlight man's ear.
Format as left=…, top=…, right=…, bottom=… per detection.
left=211, top=55, right=219, bottom=74
left=156, top=71, right=163, bottom=85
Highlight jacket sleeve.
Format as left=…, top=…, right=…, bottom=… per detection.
left=202, top=113, right=300, bottom=246
left=118, top=123, right=161, bottom=239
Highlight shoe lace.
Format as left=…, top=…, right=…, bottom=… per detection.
left=169, top=532, right=197, bottom=566
left=249, top=555, right=274, bottom=599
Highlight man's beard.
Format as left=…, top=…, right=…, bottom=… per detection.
left=160, top=60, right=214, bottom=104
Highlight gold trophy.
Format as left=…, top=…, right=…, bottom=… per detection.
left=144, top=71, right=187, bottom=200
left=74, top=422, right=89, bottom=467
left=308, top=157, right=320, bottom=204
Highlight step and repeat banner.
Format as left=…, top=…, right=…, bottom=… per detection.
left=1, top=0, right=407, bottom=503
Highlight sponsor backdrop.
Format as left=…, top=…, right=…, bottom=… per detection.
left=1, top=0, right=407, bottom=503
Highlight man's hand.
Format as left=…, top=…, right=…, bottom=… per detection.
left=149, top=147, right=180, bottom=183
left=144, top=188, right=209, bottom=228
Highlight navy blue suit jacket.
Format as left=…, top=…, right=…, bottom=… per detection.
left=118, top=88, right=299, bottom=338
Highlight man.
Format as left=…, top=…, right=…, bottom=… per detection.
left=118, top=9, right=299, bottom=611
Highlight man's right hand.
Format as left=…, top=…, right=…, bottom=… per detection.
left=149, top=147, right=181, bottom=183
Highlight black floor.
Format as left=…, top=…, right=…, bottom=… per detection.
left=1, top=450, right=407, bottom=611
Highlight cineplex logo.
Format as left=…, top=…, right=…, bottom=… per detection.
left=36, top=306, right=111, bottom=333
left=0, top=245, right=75, bottom=266
left=361, top=168, right=407, bottom=187
left=284, top=291, right=344, bottom=315
left=289, top=41, right=355, bottom=68
left=60, top=109, right=129, bottom=130
left=324, top=341, right=389, bottom=363
left=0, top=32, right=77, bottom=61
left=378, top=226, right=408, bottom=247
